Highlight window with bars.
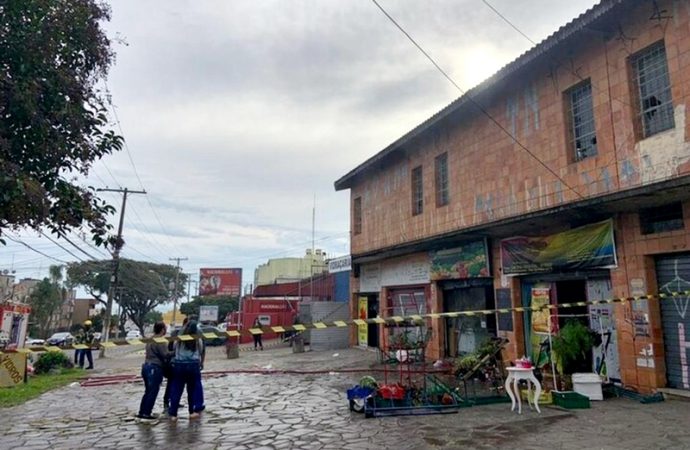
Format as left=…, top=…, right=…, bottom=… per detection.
left=411, top=165, right=423, bottom=216
left=566, top=80, right=597, bottom=161
left=353, top=197, right=362, bottom=235
left=435, top=152, right=449, bottom=207
left=632, top=42, right=675, bottom=138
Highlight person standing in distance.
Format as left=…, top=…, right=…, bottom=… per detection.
left=79, top=320, right=95, bottom=370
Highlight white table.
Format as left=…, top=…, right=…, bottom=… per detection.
left=504, top=367, right=542, bottom=414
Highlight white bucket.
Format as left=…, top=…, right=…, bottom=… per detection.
left=572, top=372, right=603, bottom=400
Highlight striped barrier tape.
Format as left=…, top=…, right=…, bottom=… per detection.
left=5, top=290, right=689, bottom=354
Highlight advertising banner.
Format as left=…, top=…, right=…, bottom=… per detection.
left=358, top=297, right=368, bottom=348
left=328, top=255, right=351, bottom=274
left=199, top=268, right=242, bottom=297
left=530, top=285, right=553, bottom=367
left=199, top=305, right=219, bottom=323
left=430, top=240, right=490, bottom=280
left=501, top=220, right=617, bottom=276
left=0, top=353, right=26, bottom=387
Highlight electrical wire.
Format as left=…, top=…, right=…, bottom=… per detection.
left=3, top=233, right=68, bottom=264
left=370, top=0, right=584, bottom=199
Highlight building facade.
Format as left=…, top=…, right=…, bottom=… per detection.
left=254, top=249, right=328, bottom=287
left=335, top=0, right=690, bottom=393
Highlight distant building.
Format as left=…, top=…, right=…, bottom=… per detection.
left=162, top=309, right=186, bottom=328
left=72, top=298, right=99, bottom=326
left=254, top=249, right=328, bottom=287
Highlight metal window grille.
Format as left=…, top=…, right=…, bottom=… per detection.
left=632, top=42, right=675, bottom=137
left=640, top=202, right=684, bottom=235
left=353, top=197, right=362, bottom=235
left=567, top=81, right=597, bottom=161
left=435, top=153, right=449, bottom=207
left=411, top=166, right=423, bottom=216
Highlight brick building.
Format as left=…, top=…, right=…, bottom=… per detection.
left=335, top=0, right=690, bottom=393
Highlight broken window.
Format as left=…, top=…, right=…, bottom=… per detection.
left=566, top=80, right=597, bottom=161
left=632, top=42, right=674, bottom=138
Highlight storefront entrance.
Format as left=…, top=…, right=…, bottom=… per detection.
left=367, top=296, right=379, bottom=348
left=520, top=272, right=619, bottom=380
left=655, top=253, right=690, bottom=390
left=442, top=281, right=495, bottom=357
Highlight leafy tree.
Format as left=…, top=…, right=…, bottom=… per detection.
left=181, top=295, right=239, bottom=324
left=68, top=258, right=186, bottom=335
left=144, top=310, right=163, bottom=325
left=66, top=260, right=111, bottom=307
left=27, top=265, right=65, bottom=338
left=0, top=0, right=122, bottom=245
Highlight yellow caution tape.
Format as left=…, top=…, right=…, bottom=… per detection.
left=5, top=291, right=688, bottom=355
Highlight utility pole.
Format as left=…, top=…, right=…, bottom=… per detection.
left=97, top=187, right=146, bottom=356
left=170, top=257, right=188, bottom=327
left=185, top=273, right=197, bottom=303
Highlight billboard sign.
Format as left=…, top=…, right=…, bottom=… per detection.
left=328, top=255, right=351, bottom=273
left=199, top=268, right=242, bottom=297
left=199, top=305, right=219, bottom=323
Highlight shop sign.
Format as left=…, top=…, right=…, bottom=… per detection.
left=380, top=258, right=430, bottom=287
left=359, top=264, right=381, bottom=293
left=328, top=255, right=351, bottom=273
left=501, top=220, right=617, bottom=276
left=199, top=305, right=219, bottom=322
left=430, top=240, right=490, bottom=280
left=358, top=297, right=368, bottom=348
left=0, top=353, right=26, bottom=387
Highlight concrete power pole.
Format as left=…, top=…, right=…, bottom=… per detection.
left=170, top=257, right=188, bottom=327
left=97, top=187, right=146, bottom=356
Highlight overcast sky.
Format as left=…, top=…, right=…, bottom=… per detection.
left=2, top=0, right=600, bottom=298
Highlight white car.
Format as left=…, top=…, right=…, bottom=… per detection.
left=25, top=337, right=45, bottom=346
left=126, top=330, right=142, bottom=339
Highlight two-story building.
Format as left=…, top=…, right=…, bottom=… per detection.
left=335, top=0, right=690, bottom=393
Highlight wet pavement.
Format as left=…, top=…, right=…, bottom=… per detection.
left=2, top=345, right=690, bottom=449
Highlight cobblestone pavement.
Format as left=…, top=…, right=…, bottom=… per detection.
left=3, top=345, right=690, bottom=449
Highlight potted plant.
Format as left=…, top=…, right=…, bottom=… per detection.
left=551, top=320, right=597, bottom=376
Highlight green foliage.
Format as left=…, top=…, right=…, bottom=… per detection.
left=27, top=274, right=63, bottom=338
left=0, top=368, right=83, bottom=408
left=33, top=352, right=73, bottom=375
left=144, top=310, right=163, bottom=324
left=68, top=259, right=187, bottom=334
left=551, top=320, right=595, bottom=374
left=0, top=0, right=122, bottom=245
left=180, top=295, right=238, bottom=323
left=456, top=354, right=480, bottom=372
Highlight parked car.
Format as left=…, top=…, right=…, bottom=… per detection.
left=125, top=329, right=141, bottom=339
left=25, top=337, right=45, bottom=346
left=47, top=332, right=74, bottom=347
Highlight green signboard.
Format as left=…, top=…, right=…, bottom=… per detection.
left=430, top=240, right=490, bottom=280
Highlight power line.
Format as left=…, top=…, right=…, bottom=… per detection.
left=370, top=0, right=583, bottom=199
left=104, top=83, right=181, bottom=254
left=37, top=231, right=86, bottom=262
left=3, top=233, right=68, bottom=264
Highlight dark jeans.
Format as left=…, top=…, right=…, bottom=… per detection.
left=163, top=370, right=204, bottom=411
left=73, top=349, right=81, bottom=364
left=79, top=349, right=93, bottom=368
left=167, top=361, right=202, bottom=417
left=138, top=363, right=164, bottom=417
left=253, top=334, right=263, bottom=349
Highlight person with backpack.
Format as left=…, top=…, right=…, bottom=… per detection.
left=136, top=322, right=170, bottom=422
left=167, top=320, right=205, bottom=421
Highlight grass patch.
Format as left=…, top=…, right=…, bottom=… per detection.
left=0, top=368, right=84, bottom=408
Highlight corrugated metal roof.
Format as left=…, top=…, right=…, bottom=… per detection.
left=334, top=0, right=629, bottom=191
